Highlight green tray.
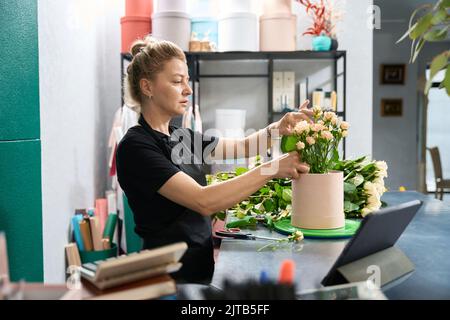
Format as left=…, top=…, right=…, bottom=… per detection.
left=273, top=219, right=361, bottom=239
left=79, top=243, right=118, bottom=264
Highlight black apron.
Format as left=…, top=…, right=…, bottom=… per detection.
left=138, top=116, right=214, bottom=284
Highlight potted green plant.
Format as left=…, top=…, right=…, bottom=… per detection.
left=281, top=107, right=348, bottom=229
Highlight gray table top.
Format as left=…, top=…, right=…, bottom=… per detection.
left=210, top=191, right=450, bottom=299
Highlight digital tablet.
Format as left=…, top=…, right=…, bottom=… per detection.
left=321, top=200, right=422, bottom=286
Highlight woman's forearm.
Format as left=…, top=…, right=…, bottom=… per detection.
left=212, top=123, right=278, bottom=160
left=243, top=124, right=277, bottom=158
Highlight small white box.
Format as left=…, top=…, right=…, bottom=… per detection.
left=299, top=81, right=308, bottom=105
left=283, top=72, right=295, bottom=110
left=273, top=89, right=283, bottom=112
left=283, top=71, right=295, bottom=88
left=286, top=91, right=295, bottom=110
left=273, top=72, right=283, bottom=90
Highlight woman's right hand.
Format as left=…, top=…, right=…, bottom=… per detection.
left=266, top=151, right=310, bottom=180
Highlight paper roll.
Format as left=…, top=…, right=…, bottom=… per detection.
left=79, top=219, right=93, bottom=251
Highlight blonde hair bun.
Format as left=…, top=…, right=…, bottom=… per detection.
left=124, top=36, right=186, bottom=112
left=130, top=36, right=158, bottom=57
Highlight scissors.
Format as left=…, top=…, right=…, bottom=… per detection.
left=215, top=228, right=282, bottom=241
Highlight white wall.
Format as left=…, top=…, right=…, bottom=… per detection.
left=39, top=0, right=123, bottom=283
left=335, top=0, right=373, bottom=159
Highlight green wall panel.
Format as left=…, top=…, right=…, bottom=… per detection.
left=0, top=140, right=43, bottom=281
left=0, top=0, right=40, bottom=140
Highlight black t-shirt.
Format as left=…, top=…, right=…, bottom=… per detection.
left=116, top=115, right=219, bottom=284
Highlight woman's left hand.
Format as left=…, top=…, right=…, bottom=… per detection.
left=270, top=100, right=313, bottom=136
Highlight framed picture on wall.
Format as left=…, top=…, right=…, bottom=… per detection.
left=380, top=64, right=406, bottom=85
left=381, top=99, right=403, bottom=117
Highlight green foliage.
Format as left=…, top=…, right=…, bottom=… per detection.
left=208, top=156, right=388, bottom=222
left=206, top=164, right=293, bottom=223
left=397, top=0, right=450, bottom=97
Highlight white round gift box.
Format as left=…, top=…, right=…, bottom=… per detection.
left=218, top=12, right=258, bottom=52
left=154, top=0, right=187, bottom=13
left=152, top=11, right=191, bottom=51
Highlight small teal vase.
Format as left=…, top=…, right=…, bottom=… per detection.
left=312, top=35, right=332, bottom=51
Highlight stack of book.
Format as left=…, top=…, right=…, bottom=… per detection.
left=80, top=242, right=187, bottom=300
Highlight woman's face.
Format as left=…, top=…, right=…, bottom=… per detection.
left=150, top=58, right=193, bottom=116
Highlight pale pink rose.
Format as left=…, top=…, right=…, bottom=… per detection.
left=321, top=131, right=333, bottom=140
left=311, top=123, right=324, bottom=132
left=306, top=136, right=316, bottom=145
left=296, top=141, right=305, bottom=150
left=323, top=111, right=336, bottom=121
left=340, top=121, right=350, bottom=130
left=294, top=120, right=310, bottom=135
left=342, top=130, right=348, bottom=137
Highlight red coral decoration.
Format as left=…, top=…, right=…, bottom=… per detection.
left=296, top=0, right=332, bottom=36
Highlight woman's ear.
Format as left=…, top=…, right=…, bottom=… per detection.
left=140, top=78, right=153, bottom=98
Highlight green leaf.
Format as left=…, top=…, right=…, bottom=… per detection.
left=262, top=198, right=276, bottom=212
left=431, top=8, right=447, bottom=25
left=226, top=216, right=257, bottom=228
left=412, top=37, right=426, bottom=63
left=332, top=148, right=340, bottom=163
left=348, top=173, right=364, bottom=187
left=259, top=187, right=270, bottom=195
left=423, top=27, right=448, bottom=42
left=443, top=64, right=450, bottom=96
left=344, top=182, right=357, bottom=194
left=344, top=201, right=359, bottom=212
left=235, top=167, right=249, bottom=176
left=439, top=0, right=450, bottom=9
left=282, top=189, right=292, bottom=203
left=410, top=13, right=433, bottom=39
left=274, top=183, right=283, bottom=199
left=426, top=51, right=449, bottom=94
left=280, top=135, right=298, bottom=153
left=397, top=23, right=416, bottom=43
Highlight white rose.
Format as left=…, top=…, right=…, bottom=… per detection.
left=375, top=161, right=388, bottom=171
left=296, top=141, right=305, bottom=150
left=361, top=207, right=373, bottom=217
left=367, top=195, right=382, bottom=210
left=373, top=177, right=385, bottom=194
left=363, top=181, right=377, bottom=195
left=375, top=161, right=388, bottom=178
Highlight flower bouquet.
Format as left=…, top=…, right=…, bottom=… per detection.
left=281, top=106, right=348, bottom=173
left=281, top=107, right=347, bottom=229
left=335, top=157, right=388, bottom=218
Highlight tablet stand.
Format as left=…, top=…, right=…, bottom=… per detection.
left=336, top=246, right=415, bottom=287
